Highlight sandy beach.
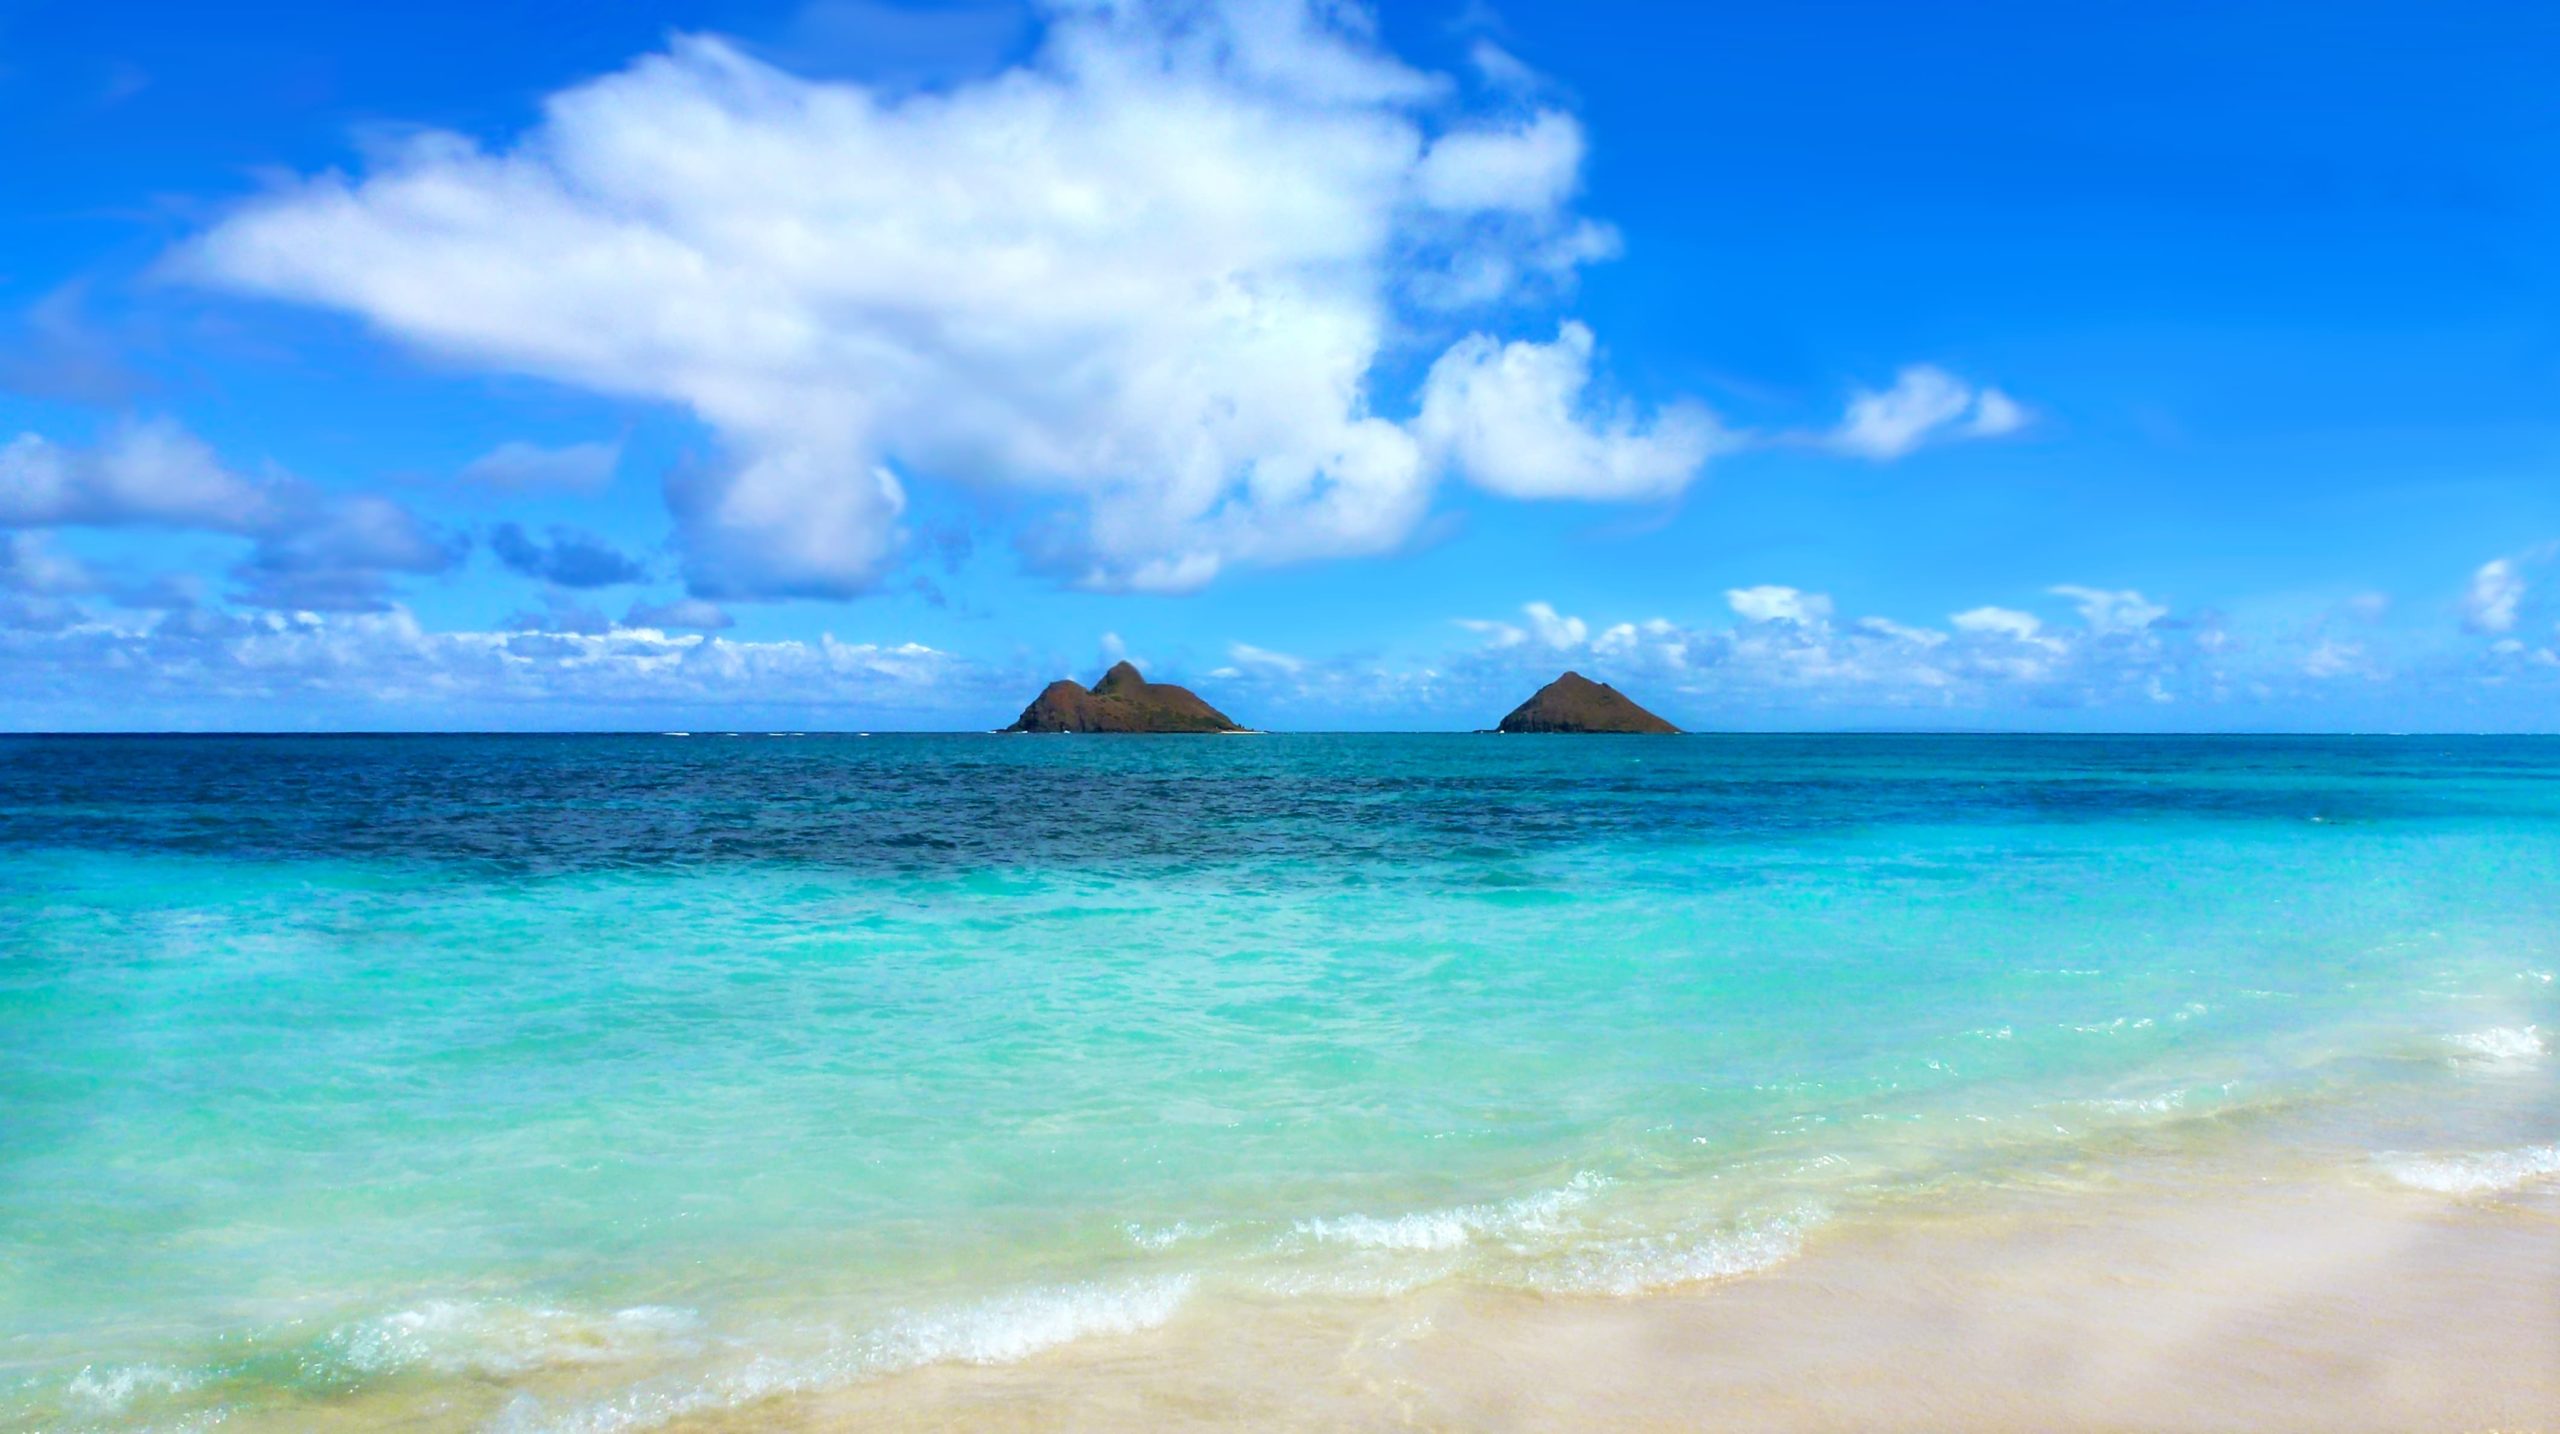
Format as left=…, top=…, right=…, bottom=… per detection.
left=695, top=1149, right=2560, bottom=1432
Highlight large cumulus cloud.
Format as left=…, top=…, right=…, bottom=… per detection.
left=181, top=0, right=1690, bottom=599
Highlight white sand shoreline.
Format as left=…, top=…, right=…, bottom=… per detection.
left=681, top=1154, right=2560, bottom=1432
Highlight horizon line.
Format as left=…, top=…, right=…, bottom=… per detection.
left=3, top=729, right=2546, bottom=740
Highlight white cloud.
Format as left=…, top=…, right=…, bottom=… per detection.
left=232, top=494, right=465, bottom=611
left=0, top=532, right=96, bottom=595
left=1726, top=584, right=1832, bottom=626
left=1415, top=322, right=1722, bottom=500
left=0, top=421, right=462, bottom=611
left=1464, top=39, right=1541, bottom=93
left=1424, top=583, right=2294, bottom=715
left=1591, top=616, right=1685, bottom=667
left=1828, top=365, right=2030, bottom=460
left=1472, top=588, right=2199, bottom=709
left=1415, top=109, right=1583, bottom=214
left=7, top=563, right=2555, bottom=727
left=0, top=606, right=968, bottom=725
left=0, top=421, right=273, bottom=531
left=460, top=439, right=623, bottom=492
left=1853, top=615, right=1946, bottom=648
left=2465, top=558, right=2523, bottom=633
left=1457, top=600, right=1591, bottom=650
left=182, top=4, right=1667, bottom=599
left=1521, top=600, right=1587, bottom=647
left=2302, top=638, right=2371, bottom=679
left=1967, top=388, right=2030, bottom=439
left=2048, top=584, right=2167, bottom=636
left=1950, top=605, right=2054, bottom=646
left=1226, top=641, right=1307, bottom=674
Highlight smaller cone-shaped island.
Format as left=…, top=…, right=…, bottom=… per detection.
left=1495, top=671, right=1681, bottom=734
left=1003, top=661, right=1247, bottom=733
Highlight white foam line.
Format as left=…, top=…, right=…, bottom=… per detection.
left=321, top=1300, right=701, bottom=1379
left=2378, top=1144, right=2560, bottom=1197
left=1291, top=1174, right=1605, bottom=1252
left=60, top=1361, right=203, bottom=1415
left=498, top=1275, right=1195, bottom=1434
left=2446, top=1025, right=2546, bottom=1068
left=1524, top=1207, right=1819, bottom=1296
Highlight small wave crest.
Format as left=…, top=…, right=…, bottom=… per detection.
left=2077, top=1080, right=2240, bottom=1121
left=2377, top=1144, right=2560, bottom=1197
left=2446, top=1025, right=2547, bottom=1069
left=1122, top=1220, right=1218, bottom=1251
left=875, top=1274, right=1194, bottom=1368
left=1291, top=1174, right=1605, bottom=1252
left=498, top=1275, right=1194, bottom=1434
left=58, top=1361, right=203, bottom=1415
left=1523, top=1207, right=1817, bottom=1296
left=321, top=1300, right=703, bottom=1379
left=2088, top=1091, right=2186, bottom=1117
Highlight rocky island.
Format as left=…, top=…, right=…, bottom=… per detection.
left=1003, top=661, right=1247, bottom=733
left=1495, top=671, right=1680, bottom=734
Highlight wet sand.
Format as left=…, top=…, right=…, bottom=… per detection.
left=689, top=1156, right=2560, bottom=1432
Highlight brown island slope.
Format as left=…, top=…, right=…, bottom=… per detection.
left=1495, top=670, right=1680, bottom=733
left=1004, top=661, right=1247, bottom=733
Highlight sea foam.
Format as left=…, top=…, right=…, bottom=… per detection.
left=321, top=1300, right=702, bottom=1379
left=60, top=1361, right=202, bottom=1414
left=871, top=1275, right=1195, bottom=1368
left=1123, top=1219, right=1219, bottom=1251
left=496, top=1276, right=1195, bottom=1434
left=1524, top=1207, right=1817, bottom=1296
left=2446, top=1025, right=2547, bottom=1069
left=2378, top=1144, right=2560, bottom=1197
left=1291, top=1174, right=1603, bottom=1252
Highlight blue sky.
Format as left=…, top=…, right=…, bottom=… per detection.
left=1, top=0, right=2555, bottom=730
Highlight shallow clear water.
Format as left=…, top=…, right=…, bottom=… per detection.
left=3, top=734, right=2556, bottom=1429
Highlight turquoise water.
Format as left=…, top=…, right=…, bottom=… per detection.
left=4, top=734, right=2557, bottom=1429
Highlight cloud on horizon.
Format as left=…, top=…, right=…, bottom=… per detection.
left=4, top=546, right=2557, bottom=730
left=0, top=607, right=968, bottom=728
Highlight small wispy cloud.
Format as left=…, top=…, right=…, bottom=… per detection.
left=458, top=439, right=622, bottom=493
left=1726, top=584, right=1832, bottom=626
left=1460, top=600, right=1590, bottom=649
left=1826, top=365, right=2030, bottom=460
left=2048, top=585, right=2166, bottom=637
left=1226, top=642, right=1307, bottom=675
left=2464, top=557, right=2524, bottom=634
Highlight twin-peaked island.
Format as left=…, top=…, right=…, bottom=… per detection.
left=1004, top=661, right=1247, bottom=733
left=1003, top=664, right=1679, bottom=734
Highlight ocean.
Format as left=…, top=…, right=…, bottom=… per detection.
left=4, top=733, right=2556, bottom=1430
